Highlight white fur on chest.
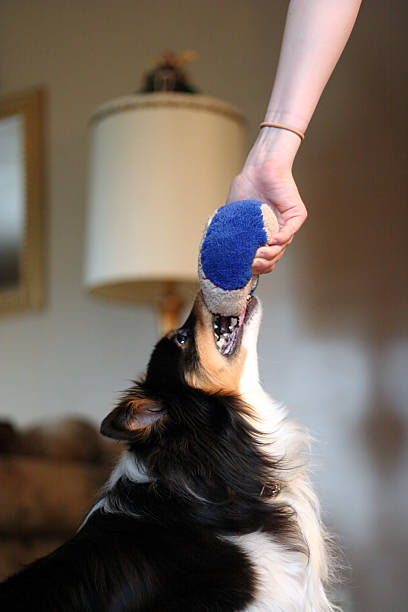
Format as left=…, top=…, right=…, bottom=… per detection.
left=226, top=531, right=309, bottom=612
left=236, top=308, right=334, bottom=611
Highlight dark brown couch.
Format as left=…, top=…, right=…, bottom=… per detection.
left=0, top=418, right=121, bottom=579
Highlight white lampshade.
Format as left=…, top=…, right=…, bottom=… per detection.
left=84, top=93, right=245, bottom=306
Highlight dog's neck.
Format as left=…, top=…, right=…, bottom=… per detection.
left=100, top=455, right=292, bottom=539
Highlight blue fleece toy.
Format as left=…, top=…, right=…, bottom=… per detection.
left=198, top=200, right=278, bottom=317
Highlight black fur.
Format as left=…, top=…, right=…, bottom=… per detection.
left=1, top=511, right=255, bottom=612
left=0, top=306, right=295, bottom=611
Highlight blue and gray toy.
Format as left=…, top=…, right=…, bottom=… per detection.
left=198, top=199, right=279, bottom=318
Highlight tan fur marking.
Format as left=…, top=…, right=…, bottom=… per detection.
left=185, top=293, right=247, bottom=394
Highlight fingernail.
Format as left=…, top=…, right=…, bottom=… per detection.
left=252, top=258, right=264, bottom=272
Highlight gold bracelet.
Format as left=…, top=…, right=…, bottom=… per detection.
left=259, top=121, right=304, bottom=141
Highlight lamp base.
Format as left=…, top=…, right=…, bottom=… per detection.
left=158, top=283, right=184, bottom=334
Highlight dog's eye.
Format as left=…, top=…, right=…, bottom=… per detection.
left=175, top=330, right=188, bottom=347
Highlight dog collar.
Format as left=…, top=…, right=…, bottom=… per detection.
left=260, top=482, right=281, bottom=498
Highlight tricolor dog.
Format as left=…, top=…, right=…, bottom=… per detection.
left=0, top=293, right=335, bottom=611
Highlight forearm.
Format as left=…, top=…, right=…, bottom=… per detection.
left=267, top=0, right=361, bottom=131
left=228, top=0, right=361, bottom=260
left=246, top=0, right=361, bottom=168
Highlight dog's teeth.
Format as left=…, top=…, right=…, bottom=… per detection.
left=213, top=314, right=240, bottom=355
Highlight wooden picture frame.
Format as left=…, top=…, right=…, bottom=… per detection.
left=0, top=88, right=44, bottom=315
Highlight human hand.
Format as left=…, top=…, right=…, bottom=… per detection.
left=226, top=130, right=307, bottom=274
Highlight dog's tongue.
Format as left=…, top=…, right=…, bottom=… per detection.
left=238, top=303, right=247, bottom=327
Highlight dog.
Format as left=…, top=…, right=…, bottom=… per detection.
left=0, top=293, right=335, bottom=611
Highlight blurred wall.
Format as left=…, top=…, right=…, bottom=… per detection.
left=0, top=0, right=407, bottom=609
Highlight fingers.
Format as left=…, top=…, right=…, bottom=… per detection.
left=268, top=214, right=306, bottom=246
left=253, top=259, right=275, bottom=275
left=255, top=240, right=290, bottom=262
left=252, top=208, right=305, bottom=274
left=252, top=244, right=288, bottom=274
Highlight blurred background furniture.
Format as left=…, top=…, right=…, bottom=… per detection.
left=85, top=93, right=245, bottom=332
left=0, top=419, right=120, bottom=579
left=84, top=59, right=245, bottom=333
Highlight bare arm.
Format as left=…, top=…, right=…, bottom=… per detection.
left=227, top=0, right=362, bottom=273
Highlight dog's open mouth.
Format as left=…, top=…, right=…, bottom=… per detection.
left=212, top=297, right=257, bottom=356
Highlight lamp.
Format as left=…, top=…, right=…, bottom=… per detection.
left=84, top=92, right=245, bottom=332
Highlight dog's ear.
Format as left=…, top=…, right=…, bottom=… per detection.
left=100, top=397, right=164, bottom=441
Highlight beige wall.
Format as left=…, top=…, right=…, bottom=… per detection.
left=0, top=0, right=407, bottom=609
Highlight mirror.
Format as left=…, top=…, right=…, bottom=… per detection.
left=0, top=89, right=44, bottom=314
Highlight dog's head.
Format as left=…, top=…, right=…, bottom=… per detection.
left=100, top=292, right=269, bottom=501
left=101, top=291, right=261, bottom=438
left=155, top=290, right=261, bottom=395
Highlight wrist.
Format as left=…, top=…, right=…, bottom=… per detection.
left=264, top=109, right=309, bottom=134
left=243, top=125, right=301, bottom=171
